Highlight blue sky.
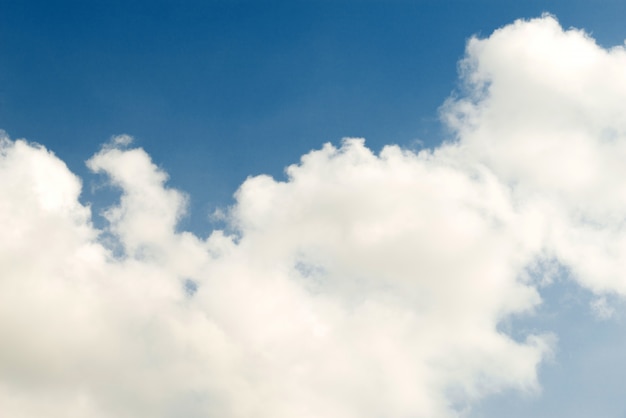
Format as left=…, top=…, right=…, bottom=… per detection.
left=3, top=1, right=626, bottom=417
left=3, top=0, right=626, bottom=230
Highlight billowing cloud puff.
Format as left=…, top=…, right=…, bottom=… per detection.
left=443, top=14, right=626, bottom=295
left=1, top=14, right=626, bottom=418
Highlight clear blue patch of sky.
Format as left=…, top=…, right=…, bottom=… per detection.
left=473, top=276, right=626, bottom=418
left=3, top=0, right=626, bottom=234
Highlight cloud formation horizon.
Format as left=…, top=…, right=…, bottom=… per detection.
left=2, top=15, right=626, bottom=418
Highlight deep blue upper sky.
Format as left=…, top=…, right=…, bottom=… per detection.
left=3, top=0, right=626, bottom=231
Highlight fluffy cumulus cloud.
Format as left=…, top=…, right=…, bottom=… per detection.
left=444, top=14, right=626, bottom=295
left=2, top=14, right=626, bottom=418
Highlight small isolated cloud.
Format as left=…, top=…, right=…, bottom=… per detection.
left=591, top=296, right=616, bottom=320
left=2, top=14, right=626, bottom=418
left=111, top=134, right=133, bottom=147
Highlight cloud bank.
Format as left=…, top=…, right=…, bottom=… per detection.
left=2, top=15, right=626, bottom=418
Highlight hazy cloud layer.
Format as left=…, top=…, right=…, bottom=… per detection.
left=2, top=15, right=626, bottom=417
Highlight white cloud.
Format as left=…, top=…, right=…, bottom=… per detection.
left=443, top=14, right=626, bottom=296
left=2, top=14, right=626, bottom=418
left=0, top=134, right=551, bottom=418
left=590, top=296, right=615, bottom=320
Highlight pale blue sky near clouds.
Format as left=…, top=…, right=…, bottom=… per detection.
left=2, top=1, right=626, bottom=417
